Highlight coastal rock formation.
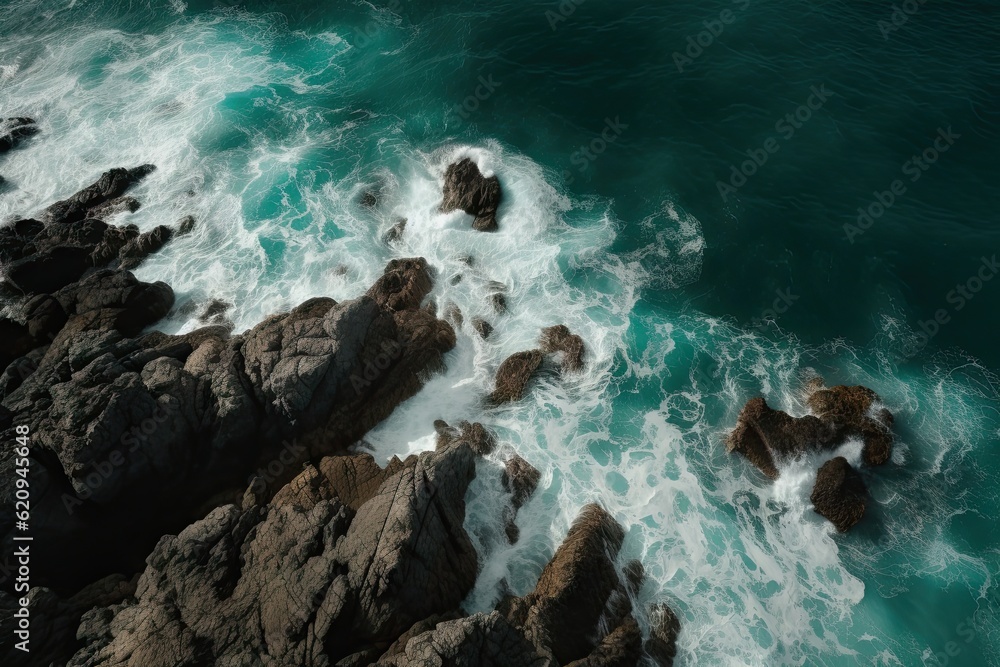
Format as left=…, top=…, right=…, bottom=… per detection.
left=0, top=117, right=39, bottom=153
left=540, top=324, right=585, bottom=372
left=810, top=456, right=868, bottom=532
left=488, top=349, right=544, bottom=404
left=727, top=382, right=895, bottom=532
left=501, top=454, right=541, bottom=542
left=439, top=158, right=502, bottom=232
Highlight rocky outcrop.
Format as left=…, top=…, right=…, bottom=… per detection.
left=471, top=317, right=493, bottom=340
left=501, top=454, right=541, bottom=542
left=44, top=165, right=156, bottom=224
left=0, top=117, right=39, bottom=153
left=439, top=158, right=502, bottom=232
left=488, top=349, right=544, bottom=404
left=540, top=325, right=585, bottom=372
left=810, top=457, right=867, bottom=533
left=727, top=381, right=895, bottom=532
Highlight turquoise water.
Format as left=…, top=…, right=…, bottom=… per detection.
left=1, top=1, right=999, bottom=664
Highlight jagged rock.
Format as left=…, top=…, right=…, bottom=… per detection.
left=488, top=350, right=543, bottom=404
left=444, top=301, right=463, bottom=327
left=0, top=117, right=39, bottom=153
left=540, top=324, right=585, bottom=371
left=367, top=257, right=433, bottom=312
left=565, top=616, right=643, bottom=667
left=117, top=224, right=172, bottom=270
left=0, top=574, right=135, bottom=667
left=4, top=244, right=92, bottom=294
left=44, top=165, right=155, bottom=224
left=502, top=455, right=540, bottom=510
left=490, top=292, right=507, bottom=314
left=644, top=603, right=681, bottom=667
left=87, top=195, right=141, bottom=221
left=383, top=218, right=407, bottom=245
left=471, top=317, right=492, bottom=340
left=376, top=612, right=547, bottom=667
left=727, top=397, right=838, bottom=479
left=0, top=318, right=37, bottom=371
left=439, top=158, right=502, bottom=232
left=811, top=456, right=868, bottom=532
left=434, top=420, right=496, bottom=456
left=377, top=610, right=465, bottom=662
left=501, top=503, right=626, bottom=664
left=807, top=385, right=894, bottom=466
left=177, top=215, right=196, bottom=235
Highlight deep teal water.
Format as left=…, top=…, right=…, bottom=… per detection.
left=1, top=1, right=999, bottom=665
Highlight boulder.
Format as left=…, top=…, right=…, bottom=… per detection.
left=44, top=165, right=156, bottom=224
left=488, top=350, right=544, bottom=404
left=644, top=603, right=681, bottom=667
left=0, top=117, right=39, bottom=153
left=810, top=456, right=868, bottom=532
left=367, top=257, right=433, bottom=312
left=439, top=158, right=502, bottom=232
left=471, top=317, right=493, bottom=340
left=540, top=324, right=585, bottom=371
left=807, top=384, right=894, bottom=465
left=727, top=397, right=838, bottom=479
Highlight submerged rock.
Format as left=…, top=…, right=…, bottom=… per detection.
left=439, top=158, right=502, bottom=232
left=0, top=117, right=39, bottom=153
left=810, top=456, right=868, bottom=532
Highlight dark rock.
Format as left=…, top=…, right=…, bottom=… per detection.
left=471, top=317, right=492, bottom=340
left=367, top=257, right=433, bottom=312
left=117, top=225, right=173, bottom=270
left=645, top=603, right=681, bottom=667
left=87, top=195, right=141, bottom=221
left=176, top=215, right=196, bottom=235
left=444, top=302, right=463, bottom=328
left=198, top=299, right=231, bottom=324
left=0, top=117, right=39, bottom=153
left=807, top=385, right=894, bottom=466
left=811, top=456, right=868, bottom=532
left=502, top=455, right=540, bottom=510
left=434, top=420, right=496, bottom=456
left=727, top=397, right=838, bottom=479
left=44, top=165, right=156, bottom=224
left=439, top=158, right=502, bottom=232
left=502, top=503, right=626, bottom=664
left=361, top=190, right=378, bottom=209
left=490, top=292, right=507, bottom=314
left=565, top=615, right=643, bottom=667
left=540, top=324, right=585, bottom=371
left=488, top=349, right=543, bottom=404
left=24, top=294, right=68, bottom=341
left=4, top=244, right=92, bottom=294
left=376, top=612, right=547, bottom=667
left=0, top=318, right=36, bottom=371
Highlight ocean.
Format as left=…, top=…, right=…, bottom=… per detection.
left=1, top=0, right=999, bottom=664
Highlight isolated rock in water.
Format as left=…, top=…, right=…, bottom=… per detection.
left=489, top=349, right=544, bottom=404
left=198, top=299, right=231, bottom=325
left=376, top=612, right=547, bottom=667
left=367, top=257, right=433, bottom=312
left=502, top=503, right=627, bottom=664
left=727, top=397, right=838, bottom=479
left=444, top=301, right=463, bottom=327
left=540, top=324, right=585, bottom=371
left=490, top=291, right=507, bottom=314
left=471, top=317, right=493, bottom=339
left=44, top=165, right=156, bottom=224
left=501, top=454, right=541, bottom=544
left=644, top=603, right=682, bottom=667
left=0, top=117, right=39, bottom=153
left=439, top=158, right=502, bottom=232
left=807, top=384, right=894, bottom=466
left=811, top=456, right=868, bottom=532
left=383, top=217, right=407, bottom=245
left=502, top=455, right=540, bottom=510
left=177, top=215, right=196, bottom=235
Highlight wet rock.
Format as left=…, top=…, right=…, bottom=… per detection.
left=488, top=349, right=544, bottom=404
left=807, top=384, right=894, bottom=466
left=87, top=195, right=141, bottom=221
left=383, top=217, right=407, bottom=245
left=117, top=224, right=173, bottom=270
left=540, top=324, right=585, bottom=371
left=727, top=397, right=838, bottom=479
left=444, top=301, right=463, bottom=327
left=471, top=317, right=492, bottom=340
left=489, top=291, right=507, bottom=314
left=435, top=419, right=496, bottom=456
left=367, top=257, right=433, bottom=312
left=176, top=215, right=196, bottom=235
left=811, top=456, right=868, bottom=532
left=644, top=603, right=681, bottom=667
left=502, top=503, right=627, bottom=664
left=0, top=117, right=39, bottom=153
left=198, top=299, right=231, bottom=325
left=4, top=244, right=93, bottom=294
left=502, top=455, right=540, bottom=510
left=44, top=165, right=156, bottom=224
left=439, top=158, right=502, bottom=232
